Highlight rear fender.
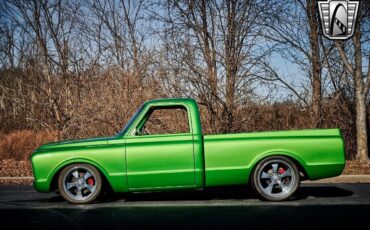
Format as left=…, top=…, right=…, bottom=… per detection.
left=249, top=150, right=307, bottom=177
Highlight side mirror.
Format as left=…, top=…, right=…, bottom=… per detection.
left=134, top=128, right=142, bottom=136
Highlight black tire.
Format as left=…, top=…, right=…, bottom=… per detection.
left=251, top=156, right=300, bottom=201
left=58, top=164, right=102, bottom=204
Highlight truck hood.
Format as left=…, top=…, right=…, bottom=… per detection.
left=37, top=136, right=117, bottom=151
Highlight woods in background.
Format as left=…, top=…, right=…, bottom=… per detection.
left=0, top=0, right=369, bottom=161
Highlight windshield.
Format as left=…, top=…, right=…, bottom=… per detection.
left=117, top=104, right=145, bottom=136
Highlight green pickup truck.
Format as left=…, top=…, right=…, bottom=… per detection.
left=31, top=98, right=345, bottom=203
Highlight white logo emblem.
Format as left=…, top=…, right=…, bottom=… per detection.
left=318, top=0, right=359, bottom=40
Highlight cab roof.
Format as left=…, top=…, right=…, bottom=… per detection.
left=144, top=98, right=197, bottom=105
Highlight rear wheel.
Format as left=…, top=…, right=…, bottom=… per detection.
left=251, top=156, right=300, bottom=201
left=58, top=164, right=102, bottom=204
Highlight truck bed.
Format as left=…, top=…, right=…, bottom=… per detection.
left=203, top=129, right=345, bottom=187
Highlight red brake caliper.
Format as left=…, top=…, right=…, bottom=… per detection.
left=87, top=177, right=94, bottom=186
left=278, top=167, right=285, bottom=174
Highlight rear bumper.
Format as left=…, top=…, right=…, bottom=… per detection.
left=305, top=163, right=345, bottom=180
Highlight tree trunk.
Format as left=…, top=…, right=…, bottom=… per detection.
left=307, top=0, right=322, bottom=127
left=355, top=92, right=368, bottom=161
left=200, top=0, right=218, bottom=133
left=200, top=0, right=217, bottom=97
left=224, top=0, right=237, bottom=132
left=353, top=11, right=369, bottom=162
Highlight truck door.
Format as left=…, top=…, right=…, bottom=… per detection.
left=125, top=106, right=195, bottom=190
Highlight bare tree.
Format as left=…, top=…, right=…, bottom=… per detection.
left=262, top=0, right=325, bottom=127
left=1, top=0, right=85, bottom=134
left=335, top=2, right=370, bottom=162
left=157, top=0, right=271, bottom=133
left=0, top=0, right=368, bottom=162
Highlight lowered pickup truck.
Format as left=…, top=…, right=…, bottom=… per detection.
left=32, top=98, right=345, bottom=203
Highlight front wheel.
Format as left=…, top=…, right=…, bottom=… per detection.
left=251, top=156, right=300, bottom=201
left=58, top=164, right=102, bottom=204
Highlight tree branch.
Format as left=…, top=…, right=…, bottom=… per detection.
left=335, top=41, right=355, bottom=76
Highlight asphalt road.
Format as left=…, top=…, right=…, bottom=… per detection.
left=0, top=183, right=369, bottom=229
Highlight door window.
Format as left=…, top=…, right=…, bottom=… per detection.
left=138, top=106, right=190, bottom=135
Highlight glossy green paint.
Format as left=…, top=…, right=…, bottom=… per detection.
left=203, top=129, right=345, bottom=187
left=125, top=133, right=195, bottom=190
left=32, top=136, right=127, bottom=192
left=31, top=98, right=345, bottom=194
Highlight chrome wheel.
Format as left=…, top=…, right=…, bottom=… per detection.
left=252, top=156, right=300, bottom=201
left=62, top=166, right=98, bottom=201
left=58, top=164, right=102, bottom=204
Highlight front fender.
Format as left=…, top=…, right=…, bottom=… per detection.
left=33, top=157, right=127, bottom=193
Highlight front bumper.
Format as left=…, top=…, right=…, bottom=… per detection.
left=33, top=178, right=50, bottom=193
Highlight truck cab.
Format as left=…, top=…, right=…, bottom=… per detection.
left=119, top=98, right=205, bottom=190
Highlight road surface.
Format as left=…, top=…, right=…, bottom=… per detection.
left=0, top=183, right=369, bottom=229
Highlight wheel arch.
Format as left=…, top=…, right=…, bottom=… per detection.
left=49, top=158, right=112, bottom=192
left=249, top=151, right=308, bottom=182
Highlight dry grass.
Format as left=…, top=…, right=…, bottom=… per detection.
left=0, top=159, right=32, bottom=177
left=0, top=130, right=58, bottom=161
